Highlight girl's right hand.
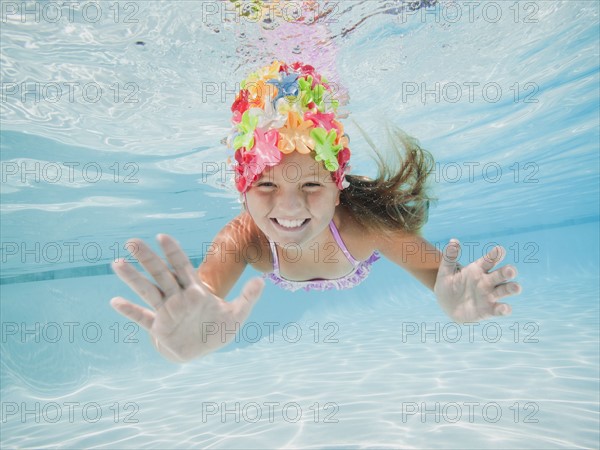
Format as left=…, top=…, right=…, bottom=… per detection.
left=110, top=234, right=264, bottom=363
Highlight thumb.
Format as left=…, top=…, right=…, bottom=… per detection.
left=232, top=277, right=265, bottom=320
left=438, top=238, right=461, bottom=278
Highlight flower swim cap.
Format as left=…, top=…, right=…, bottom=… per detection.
left=226, top=60, right=351, bottom=193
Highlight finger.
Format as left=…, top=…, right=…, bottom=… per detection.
left=231, top=277, right=265, bottom=321
left=478, top=245, right=506, bottom=273
left=157, top=234, right=196, bottom=289
left=488, top=265, right=518, bottom=286
left=110, top=296, right=155, bottom=331
left=437, top=238, right=461, bottom=278
left=112, top=259, right=164, bottom=309
left=491, top=301, right=512, bottom=317
left=492, top=282, right=522, bottom=300
left=127, top=238, right=181, bottom=299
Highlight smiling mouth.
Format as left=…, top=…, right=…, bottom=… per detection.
left=271, top=218, right=310, bottom=230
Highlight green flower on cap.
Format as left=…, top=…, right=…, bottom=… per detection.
left=311, top=128, right=343, bottom=171
left=233, top=110, right=259, bottom=151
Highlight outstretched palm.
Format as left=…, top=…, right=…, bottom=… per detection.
left=434, top=239, right=522, bottom=323
left=110, top=234, right=264, bottom=362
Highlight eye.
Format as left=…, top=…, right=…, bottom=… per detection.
left=255, top=181, right=276, bottom=188
left=303, top=182, right=322, bottom=188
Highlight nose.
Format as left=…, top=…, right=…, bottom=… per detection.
left=276, top=188, right=304, bottom=214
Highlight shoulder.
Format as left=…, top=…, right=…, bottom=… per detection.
left=225, top=212, right=274, bottom=269
left=334, top=205, right=414, bottom=255
left=198, top=212, right=265, bottom=299
left=219, top=211, right=264, bottom=248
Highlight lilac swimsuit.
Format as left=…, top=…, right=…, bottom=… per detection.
left=263, top=220, right=381, bottom=292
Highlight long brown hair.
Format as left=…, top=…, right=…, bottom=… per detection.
left=340, top=121, right=436, bottom=237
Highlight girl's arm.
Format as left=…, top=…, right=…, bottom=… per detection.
left=374, top=230, right=443, bottom=291
left=196, top=212, right=256, bottom=299
left=374, top=230, right=521, bottom=323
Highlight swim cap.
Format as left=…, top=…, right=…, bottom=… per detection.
left=226, top=60, right=351, bottom=193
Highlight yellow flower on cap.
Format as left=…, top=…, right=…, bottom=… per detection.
left=277, top=112, right=315, bottom=154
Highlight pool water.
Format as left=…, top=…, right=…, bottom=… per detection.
left=1, top=1, right=599, bottom=448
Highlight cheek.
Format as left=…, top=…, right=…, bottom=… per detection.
left=245, top=194, right=280, bottom=221
left=309, top=192, right=338, bottom=211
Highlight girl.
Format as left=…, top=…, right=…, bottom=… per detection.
left=110, top=61, right=522, bottom=363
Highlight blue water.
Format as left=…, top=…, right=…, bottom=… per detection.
left=1, top=1, right=599, bottom=448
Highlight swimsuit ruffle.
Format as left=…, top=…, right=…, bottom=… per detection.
left=263, top=251, right=381, bottom=292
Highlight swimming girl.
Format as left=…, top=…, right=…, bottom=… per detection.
left=110, top=61, right=522, bottom=363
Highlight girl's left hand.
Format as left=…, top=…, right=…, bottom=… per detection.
left=434, top=239, right=522, bottom=323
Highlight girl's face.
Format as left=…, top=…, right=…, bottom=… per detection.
left=244, top=152, right=341, bottom=247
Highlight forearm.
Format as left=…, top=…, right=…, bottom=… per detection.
left=410, top=266, right=439, bottom=292
left=378, top=233, right=463, bottom=292
left=378, top=234, right=443, bottom=291
left=413, top=254, right=464, bottom=292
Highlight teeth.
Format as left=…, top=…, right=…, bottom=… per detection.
left=276, top=218, right=306, bottom=228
